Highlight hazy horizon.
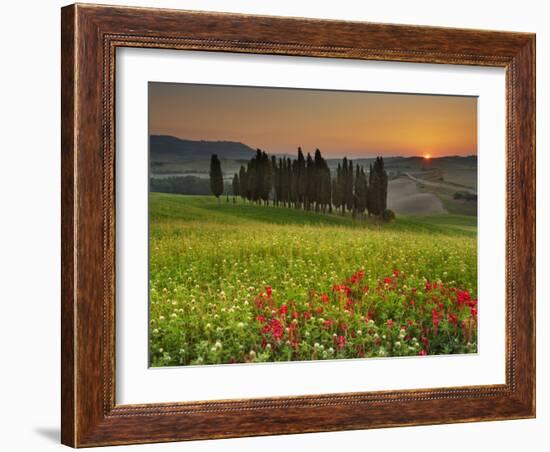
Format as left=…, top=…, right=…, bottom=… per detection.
left=149, top=82, right=477, bottom=159
left=150, top=133, right=476, bottom=161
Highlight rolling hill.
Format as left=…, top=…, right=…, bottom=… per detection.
left=150, top=135, right=256, bottom=162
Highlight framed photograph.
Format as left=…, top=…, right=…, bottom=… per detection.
left=61, top=3, right=535, bottom=447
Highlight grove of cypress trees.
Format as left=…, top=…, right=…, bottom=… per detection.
left=231, top=148, right=388, bottom=219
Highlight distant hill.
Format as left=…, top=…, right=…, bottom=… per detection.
left=326, top=155, right=476, bottom=171
left=150, top=135, right=256, bottom=162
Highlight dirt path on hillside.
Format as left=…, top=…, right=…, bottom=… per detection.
left=388, top=177, right=447, bottom=215
left=404, top=172, right=477, bottom=195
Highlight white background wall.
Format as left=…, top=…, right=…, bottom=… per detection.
left=0, top=1, right=546, bottom=451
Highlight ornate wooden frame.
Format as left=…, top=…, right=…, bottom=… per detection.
left=61, top=3, right=535, bottom=447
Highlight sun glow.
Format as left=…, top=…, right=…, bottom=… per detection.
left=424, top=154, right=432, bottom=160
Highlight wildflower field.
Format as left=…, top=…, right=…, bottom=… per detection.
left=149, top=193, right=477, bottom=366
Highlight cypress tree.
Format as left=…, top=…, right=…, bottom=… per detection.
left=313, top=149, right=323, bottom=211
left=258, top=150, right=265, bottom=203
left=333, top=163, right=343, bottom=214
left=355, top=166, right=368, bottom=219
left=305, top=152, right=315, bottom=210
left=278, top=158, right=285, bottom=207
left=262, top=151, right=271, bottom=204
left=341, top=157, right=349, bottom=214
left=232, top=173, right=240, bottom=203
left=291, top=158, right=300, bottom=208
left=248, top=160, right=256, bottom=201
left=367, top=157, right=388, bottom=216
left=238, top=165, right=247, bottom=201
left=320, top=164, right=332, bottom=213
left=345, top=159, right=355, bottom=213
left=271, top=155, right=279, bottom=206
left=312, top=149, right=331, bottom=213
left=209, top=154, right=224, bottom=204
left=285, top=157, right=292, bottom=207
left=367, top=163, right=376, bottom=216
left=297, top=147, right=306, bottom=209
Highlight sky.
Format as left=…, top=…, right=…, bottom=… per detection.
left=149, top=82, right=477, bottom=158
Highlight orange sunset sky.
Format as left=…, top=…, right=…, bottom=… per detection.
left=149, top=82, right=477, bottom=158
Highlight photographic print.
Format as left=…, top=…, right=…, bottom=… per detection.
left=148, top=83, right=478, bottom=367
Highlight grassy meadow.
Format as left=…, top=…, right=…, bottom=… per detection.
left=149, top=193, right=478, bottom=366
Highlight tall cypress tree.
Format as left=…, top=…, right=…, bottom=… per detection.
left=305, top=152, right=315, bottom=210
left=232, top=173, right=240, bottom=203
left=261, top=151, right=271, bottom=204
left=367, top=163, right=376, bottom=216
left=246, top=159, right=255, bottom=202
left=333, top=163, right=343, bottom=214
left=312, top=149, right=331, bottom=213
left=238, top=165, right=247, bottom=201
left=313, top=149, right=323, bottom=211
left=271, top=155, right=279, bottom=206
left=209, top=154, right=224, bottom=204
left=355, top=166, right=368, bottom=219
left=367, top=157, right=388, bottom=216
left=345, top=159, right=355, bottom=213
left=341, top=158, right=349, bottom=214
left=286, top=157, right=293, bottom=207
left=320, top=163, right=332, bottom=213
left=297, top=147, right=306, bottom=209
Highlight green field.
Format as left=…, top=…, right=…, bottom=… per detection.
left=149, top=193, right=478, bottom=366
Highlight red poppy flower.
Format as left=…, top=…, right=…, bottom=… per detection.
left=270, top=319, right=283, bottom=340
left=432, top=309, right=440, bottom=327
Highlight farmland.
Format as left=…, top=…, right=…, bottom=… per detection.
left=149, top=193, right=477, bottom=366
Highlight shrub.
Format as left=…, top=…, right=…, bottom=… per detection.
left=381, top=209, right=396, bottom=223
left=453, top=191, right=477, bottom=202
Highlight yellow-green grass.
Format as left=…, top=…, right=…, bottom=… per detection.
left=149, top=193, right=477, bottom=366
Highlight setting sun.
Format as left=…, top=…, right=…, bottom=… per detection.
left=424, top=154, right=432, bottom=160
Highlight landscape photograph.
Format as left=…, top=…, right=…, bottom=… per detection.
left=148, top=82, right=478, bottom=367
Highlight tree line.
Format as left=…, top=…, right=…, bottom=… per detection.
left=209, top=148, right=390, bottom=218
